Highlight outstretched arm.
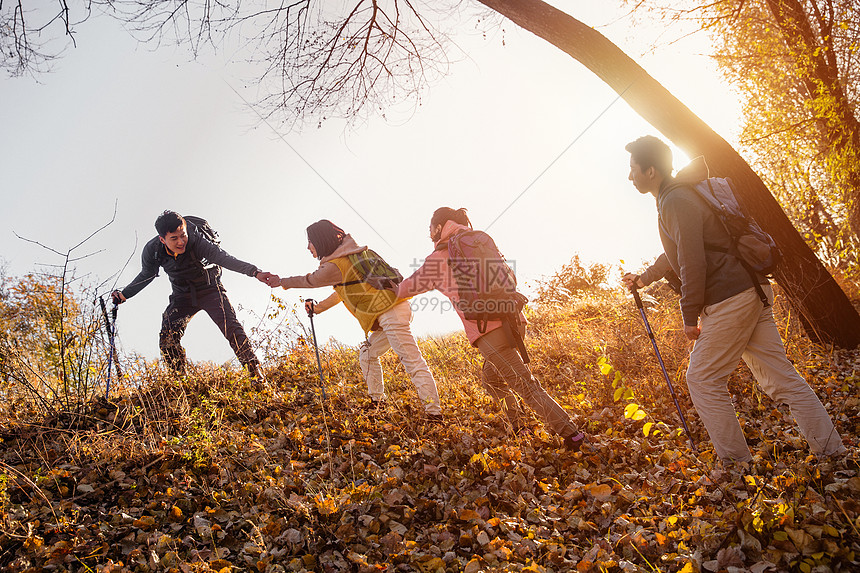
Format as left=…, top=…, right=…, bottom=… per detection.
left=396, top=252, right=442, bottom=299
left=117, top=238, right=162, bottom=302
left=305, top=291, right=342, bottom=315
left=265, top=262, right=342, bottom=290
left=192, top=234, right=260, bottom=277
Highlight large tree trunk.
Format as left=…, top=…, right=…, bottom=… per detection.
left=478, top=0, right=860, bottom=348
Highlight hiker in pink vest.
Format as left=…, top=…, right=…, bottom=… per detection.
left=396, top=207, right=586, bottom=451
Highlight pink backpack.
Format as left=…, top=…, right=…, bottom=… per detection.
left=447, top=230, right=529, bottom=359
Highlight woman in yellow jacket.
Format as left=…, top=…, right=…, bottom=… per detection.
left=268, top=220, right=443, bottom=422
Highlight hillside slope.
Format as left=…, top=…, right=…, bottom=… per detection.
left=1, top=290, right=858, bottom=572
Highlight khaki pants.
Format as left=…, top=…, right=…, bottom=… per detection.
left=476, top=326, right=579, bottom=438
left=359, top=301, right=442, bottom=415
left=686, top=285, right=846, bottom=462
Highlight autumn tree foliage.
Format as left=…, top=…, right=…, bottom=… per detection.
left=624, top=0, right=860, bottom=273
left=0, top=271, right=106, bottom=415
left=717, top=0, right=860, bottom=272
left=0, top=216, right=123, bottom=414
left=532, top=255, right=613, bottom=306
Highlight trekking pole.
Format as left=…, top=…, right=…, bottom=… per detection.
left=305, top=299, right=328, bottom=401
left=630, top=285, right=697, bottom=453
left=99, top=295, right=122, bottom=400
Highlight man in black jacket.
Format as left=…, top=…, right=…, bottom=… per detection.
left=112, top=210, right=274, bottom=381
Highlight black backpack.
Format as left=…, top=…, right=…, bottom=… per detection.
left=185, top=215, right=219, bottom=246
left=184, top=215, right=222, bottom=282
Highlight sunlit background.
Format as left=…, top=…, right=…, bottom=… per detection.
left=1, top=2, right=740, bottom=365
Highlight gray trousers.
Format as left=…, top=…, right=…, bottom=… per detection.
left=476, top=326, right=578, bottom=438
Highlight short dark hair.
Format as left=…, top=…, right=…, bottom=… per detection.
left=306, top=220, right=346, bottom=259
left=430, top=207, right=471, bottom=230
left=625, top=136, right=673, bottom=178
left=155, top=210, right=185, bottom=237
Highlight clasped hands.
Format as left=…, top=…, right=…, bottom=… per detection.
left=255, top=272, right=318, bottom=315
left=255, top=271, right=286, bottom=289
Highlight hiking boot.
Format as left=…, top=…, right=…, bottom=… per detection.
left=563, top=431, right=586, bottom=452
left=424, top=414, right=445, bottom=426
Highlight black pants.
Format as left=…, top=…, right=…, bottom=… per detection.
left=159, top=284, right=261, bottom=377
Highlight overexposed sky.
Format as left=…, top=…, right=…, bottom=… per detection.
left=1, top=2, right=740, bottom=365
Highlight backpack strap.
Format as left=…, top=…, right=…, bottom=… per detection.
left=334, top=252, right=364, bottom=288
left=355, top=254, right=373, bottom=279
left=705, top=245, right=769, bottom=307
left=701, top=179, right=770, bottom=306
left=502, top=316, right=530, bottom=364
left=739, top=260, right=770, bottom=308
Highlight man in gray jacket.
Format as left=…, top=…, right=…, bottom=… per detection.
left=622, top=135, right=845, bottom=464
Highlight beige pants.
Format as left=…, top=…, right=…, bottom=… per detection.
left=359, top=301, right=442, bottom=415
left=686, top=285, right=846, bottom=462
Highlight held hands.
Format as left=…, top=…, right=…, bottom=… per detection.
left=255, top=271, right=285, bottom=288
left=110, top=290, right=126, bottom=305
left=255, top=271, right=276, bottom=284
left=265, top=275, right=286, bottom=289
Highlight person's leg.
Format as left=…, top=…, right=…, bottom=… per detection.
left=742, top=285, right=846, bottom=457
left=159, top=295, right=196, bottom=376
left=359, top=330, right=391, bottom=402
left=476, top=327, right=578, bottom=438
left=376, top=302, right=442, bottom=416
left=685, top=288, right=762, bottom=463
left=481, top=358, right=525, bottom=428
left=201, top=286, right=262, bottom=378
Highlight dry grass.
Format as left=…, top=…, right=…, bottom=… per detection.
left=0, top=277, right=859, bottom=572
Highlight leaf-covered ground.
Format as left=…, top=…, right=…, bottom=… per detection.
left=1, top=291, right=858, bottom=573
